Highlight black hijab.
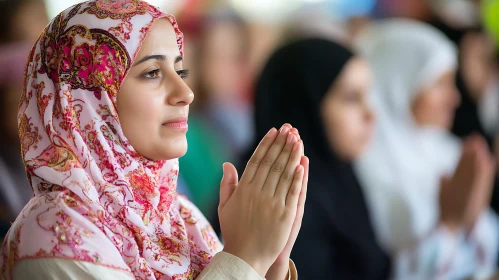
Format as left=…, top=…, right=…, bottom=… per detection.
left=243, top=38, right=391, bottom=279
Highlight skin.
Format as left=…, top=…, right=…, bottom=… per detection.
left=411, top=70, right=461, bottom=130
left=9, top=0, right=49, bottom=43
left=117, top=19, right=309, bottom=280
left=118, top=19, right=193, bottom=161
left=321, top=58, right=375, bottom=161
left=199, top=20, right=247, bottom=102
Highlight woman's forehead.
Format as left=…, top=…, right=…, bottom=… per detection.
left=136, top=18, right=181, bottom=60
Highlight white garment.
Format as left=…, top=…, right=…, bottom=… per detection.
left=354, top=19, right=499, bottom=279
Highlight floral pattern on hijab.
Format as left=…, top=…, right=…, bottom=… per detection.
left=0, top=1, right=221, bottom=279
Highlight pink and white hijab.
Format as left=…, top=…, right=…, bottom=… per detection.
left=0, top=1, right=221, bottom=279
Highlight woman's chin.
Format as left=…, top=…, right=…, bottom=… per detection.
left=160, top=141, right=188, bottom=160
left=140, top=139, right=188, bottom=161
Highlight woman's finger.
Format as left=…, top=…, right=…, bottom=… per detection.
left=298, top=156, right=309, bottom=208
left=219, top=162, right=239, bottom=212
left=290, top=128, right=304, bottom=156
left=250, top=126, right=290, bottom=187
left=262, top=133, right=298, bottom=196
left=285, top=164, right=304, bottom=208
left=240, top=127, right=278, bottom=184
left=275, top=141, right=302, bottom=201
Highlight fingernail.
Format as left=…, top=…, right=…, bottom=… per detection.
left=280, top=123, right=291, bottom=131
left=296, top=165, right=303, bottom=173
left=267, top=128, right=277, bottom=137
left=280, top=126, right=289, bottom=135
left=287, top=133, right=295, bottom=144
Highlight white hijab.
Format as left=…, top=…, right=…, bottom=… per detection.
left=354, top=19, right=462, bottom=253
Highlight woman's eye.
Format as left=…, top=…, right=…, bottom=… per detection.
left=177, top=69, right=190, bottom=80
left=143, top=69, right=160, bottom=79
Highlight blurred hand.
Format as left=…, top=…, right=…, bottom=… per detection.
left=218, top=124, right=305, bottom=277
left=440, top=135, right=496, bottom=232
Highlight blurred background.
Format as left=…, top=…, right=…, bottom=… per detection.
left=0, top=0, right=498, bottom=277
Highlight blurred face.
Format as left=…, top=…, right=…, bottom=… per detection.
left=200, top=21, right=246, bottom=101
left=118, top=19, right=194, bottom=161
left=411, top=71, right=460, bottom=130
left=10, top=1, right=49, bottom=43
left=1, top=1, right=48, bottom=143
left=460, top=32, right=496, bottom=101
left=321, top=58, right=375, bottom=161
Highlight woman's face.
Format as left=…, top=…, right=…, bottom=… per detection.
left=118, top=19, right=194, bottom=161
left=411, top=70, right=461, bottom=130
left=321, top=58, right=375, bottom=161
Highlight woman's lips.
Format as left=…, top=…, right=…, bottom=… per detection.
left=162, top=117, right=188, bottom=131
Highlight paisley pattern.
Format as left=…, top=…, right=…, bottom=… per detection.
left=0, top=1, right=221, bottom=279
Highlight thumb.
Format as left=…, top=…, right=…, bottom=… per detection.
left=219, top=162, right=238, bottom=211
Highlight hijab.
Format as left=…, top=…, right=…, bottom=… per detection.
left=0, top=1, right=221, bottom=279
left=355, top=19, right=462, bottom=253
left=247, top=38, right=391, bottom=279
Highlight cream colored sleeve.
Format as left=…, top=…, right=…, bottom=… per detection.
left=197, top=251, right=298, bottom=280
left=11, top=258, right=135, bottom=280
left=288, top=258, right=298, bottom=280
left=11, top=254, right=298, bottom=280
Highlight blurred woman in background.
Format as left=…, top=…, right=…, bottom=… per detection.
left=0, top=0, right=48, bottom=239
left=426, top=0, right=499, bottom=217
left=178, top=11, right=253, bottom=221
left=244, top=37, right=391, bottom=279
left=426, top=0, right=499, bottom=150
left=356, top=19, right=499, bottom=279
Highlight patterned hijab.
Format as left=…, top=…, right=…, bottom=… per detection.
left=0, top=1, right=221, bottom=279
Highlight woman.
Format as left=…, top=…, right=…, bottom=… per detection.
left=355, top=19, right=499, bottom=279
left=0, top=0, right=49, bottom=239
left=244, top=38, right=391, bottom=279
left=178, top=11, right=252, bottom=220
left=0, top=1, right=309, bottom=279
left=426, top=0, right=499, bottom=150
left=428, top=6, right=499, bottom=217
